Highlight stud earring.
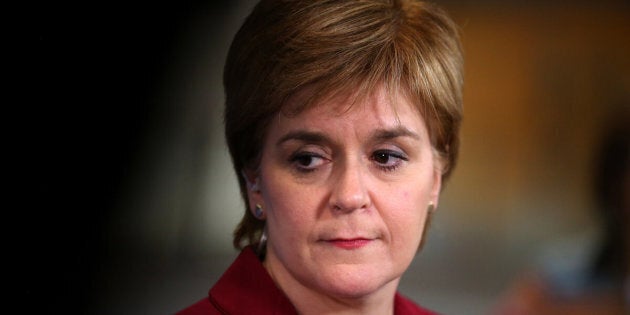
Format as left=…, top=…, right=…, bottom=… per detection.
left=254, top=204, right=264, bottom=219
left=427, top=202, right=435, bottom=213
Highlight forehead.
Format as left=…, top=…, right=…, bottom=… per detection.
left=272, top=85, right=428, bottom=137
left=283, top=84, right=421, bottom=122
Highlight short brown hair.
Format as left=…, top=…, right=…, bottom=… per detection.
left=224, top=0, right=464, bottom=249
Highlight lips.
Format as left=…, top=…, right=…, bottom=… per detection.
left=325, top=238, right=373, bottom=250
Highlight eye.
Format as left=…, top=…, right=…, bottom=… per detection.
left=289, top=152, right=328, bottom=172
left=371, top=150, right=408, bottom=171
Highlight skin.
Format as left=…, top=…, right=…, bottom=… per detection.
left=245, top=85, right=443, bottom=314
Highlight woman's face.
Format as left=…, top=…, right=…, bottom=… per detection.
left=247, top=85, right=442, bottom=300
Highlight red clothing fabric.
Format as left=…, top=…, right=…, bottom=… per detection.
left=176, top=247, right=438, bottom=315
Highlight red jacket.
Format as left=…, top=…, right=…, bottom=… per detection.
left=176, top=247, right=439, bottom=315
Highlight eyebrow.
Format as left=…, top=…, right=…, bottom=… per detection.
left=276, top=131, right=330, bottom=146
left=370, top=126, right=421, bottom=141
left=276, top=126, right=420, bottom=147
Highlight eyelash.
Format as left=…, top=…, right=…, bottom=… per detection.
left=289, top=152, right=327, bottom=173
left=288, top=150, right=408, bottom=173
left=370, top=150, right=408, bottom=172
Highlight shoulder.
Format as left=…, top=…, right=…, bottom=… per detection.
left=395, top=293, right=441, bottom=315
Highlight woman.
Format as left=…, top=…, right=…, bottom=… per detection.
left=178, top=0, right=463, bottom=314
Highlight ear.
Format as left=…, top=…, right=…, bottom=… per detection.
left=429, top=158, right=443, bottom=208
left=242, top=169, right=264, bottom=213
left=242, top=169, right=260, bottom=191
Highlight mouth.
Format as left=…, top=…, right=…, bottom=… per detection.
left=324, top=238, right=374, bottom=250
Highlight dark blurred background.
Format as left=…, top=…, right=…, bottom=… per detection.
left=32, top=1, right=235, bottom=313
left=33, top=1, right=628, bottom=314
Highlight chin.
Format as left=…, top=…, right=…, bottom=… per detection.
left=313, top=264, right=399, bottom=299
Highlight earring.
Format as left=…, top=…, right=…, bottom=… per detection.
left=427, top=202, right=435, bottom=213
left=254, top=204, right=264, bottom=219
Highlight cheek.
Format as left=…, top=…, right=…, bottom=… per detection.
left=383, top=185, right=432, bottom=239
left=382, top=188, right=420, bottom=218
left=263, top=177, right=318, bottom=232
left=396, top=182, right=432, bottom=207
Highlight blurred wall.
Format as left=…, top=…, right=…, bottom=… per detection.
left=105, top=0, right=256, bottom=258
left=444, top=1, right=629, bottom=251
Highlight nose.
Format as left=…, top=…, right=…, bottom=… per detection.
left=329, top=161, right=371, bottom=213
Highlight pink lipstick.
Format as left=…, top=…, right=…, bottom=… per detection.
left=327, top=238, right=372, bottom=250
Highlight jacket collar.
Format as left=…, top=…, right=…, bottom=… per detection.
left=209, top=246, right=298, bottom=314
